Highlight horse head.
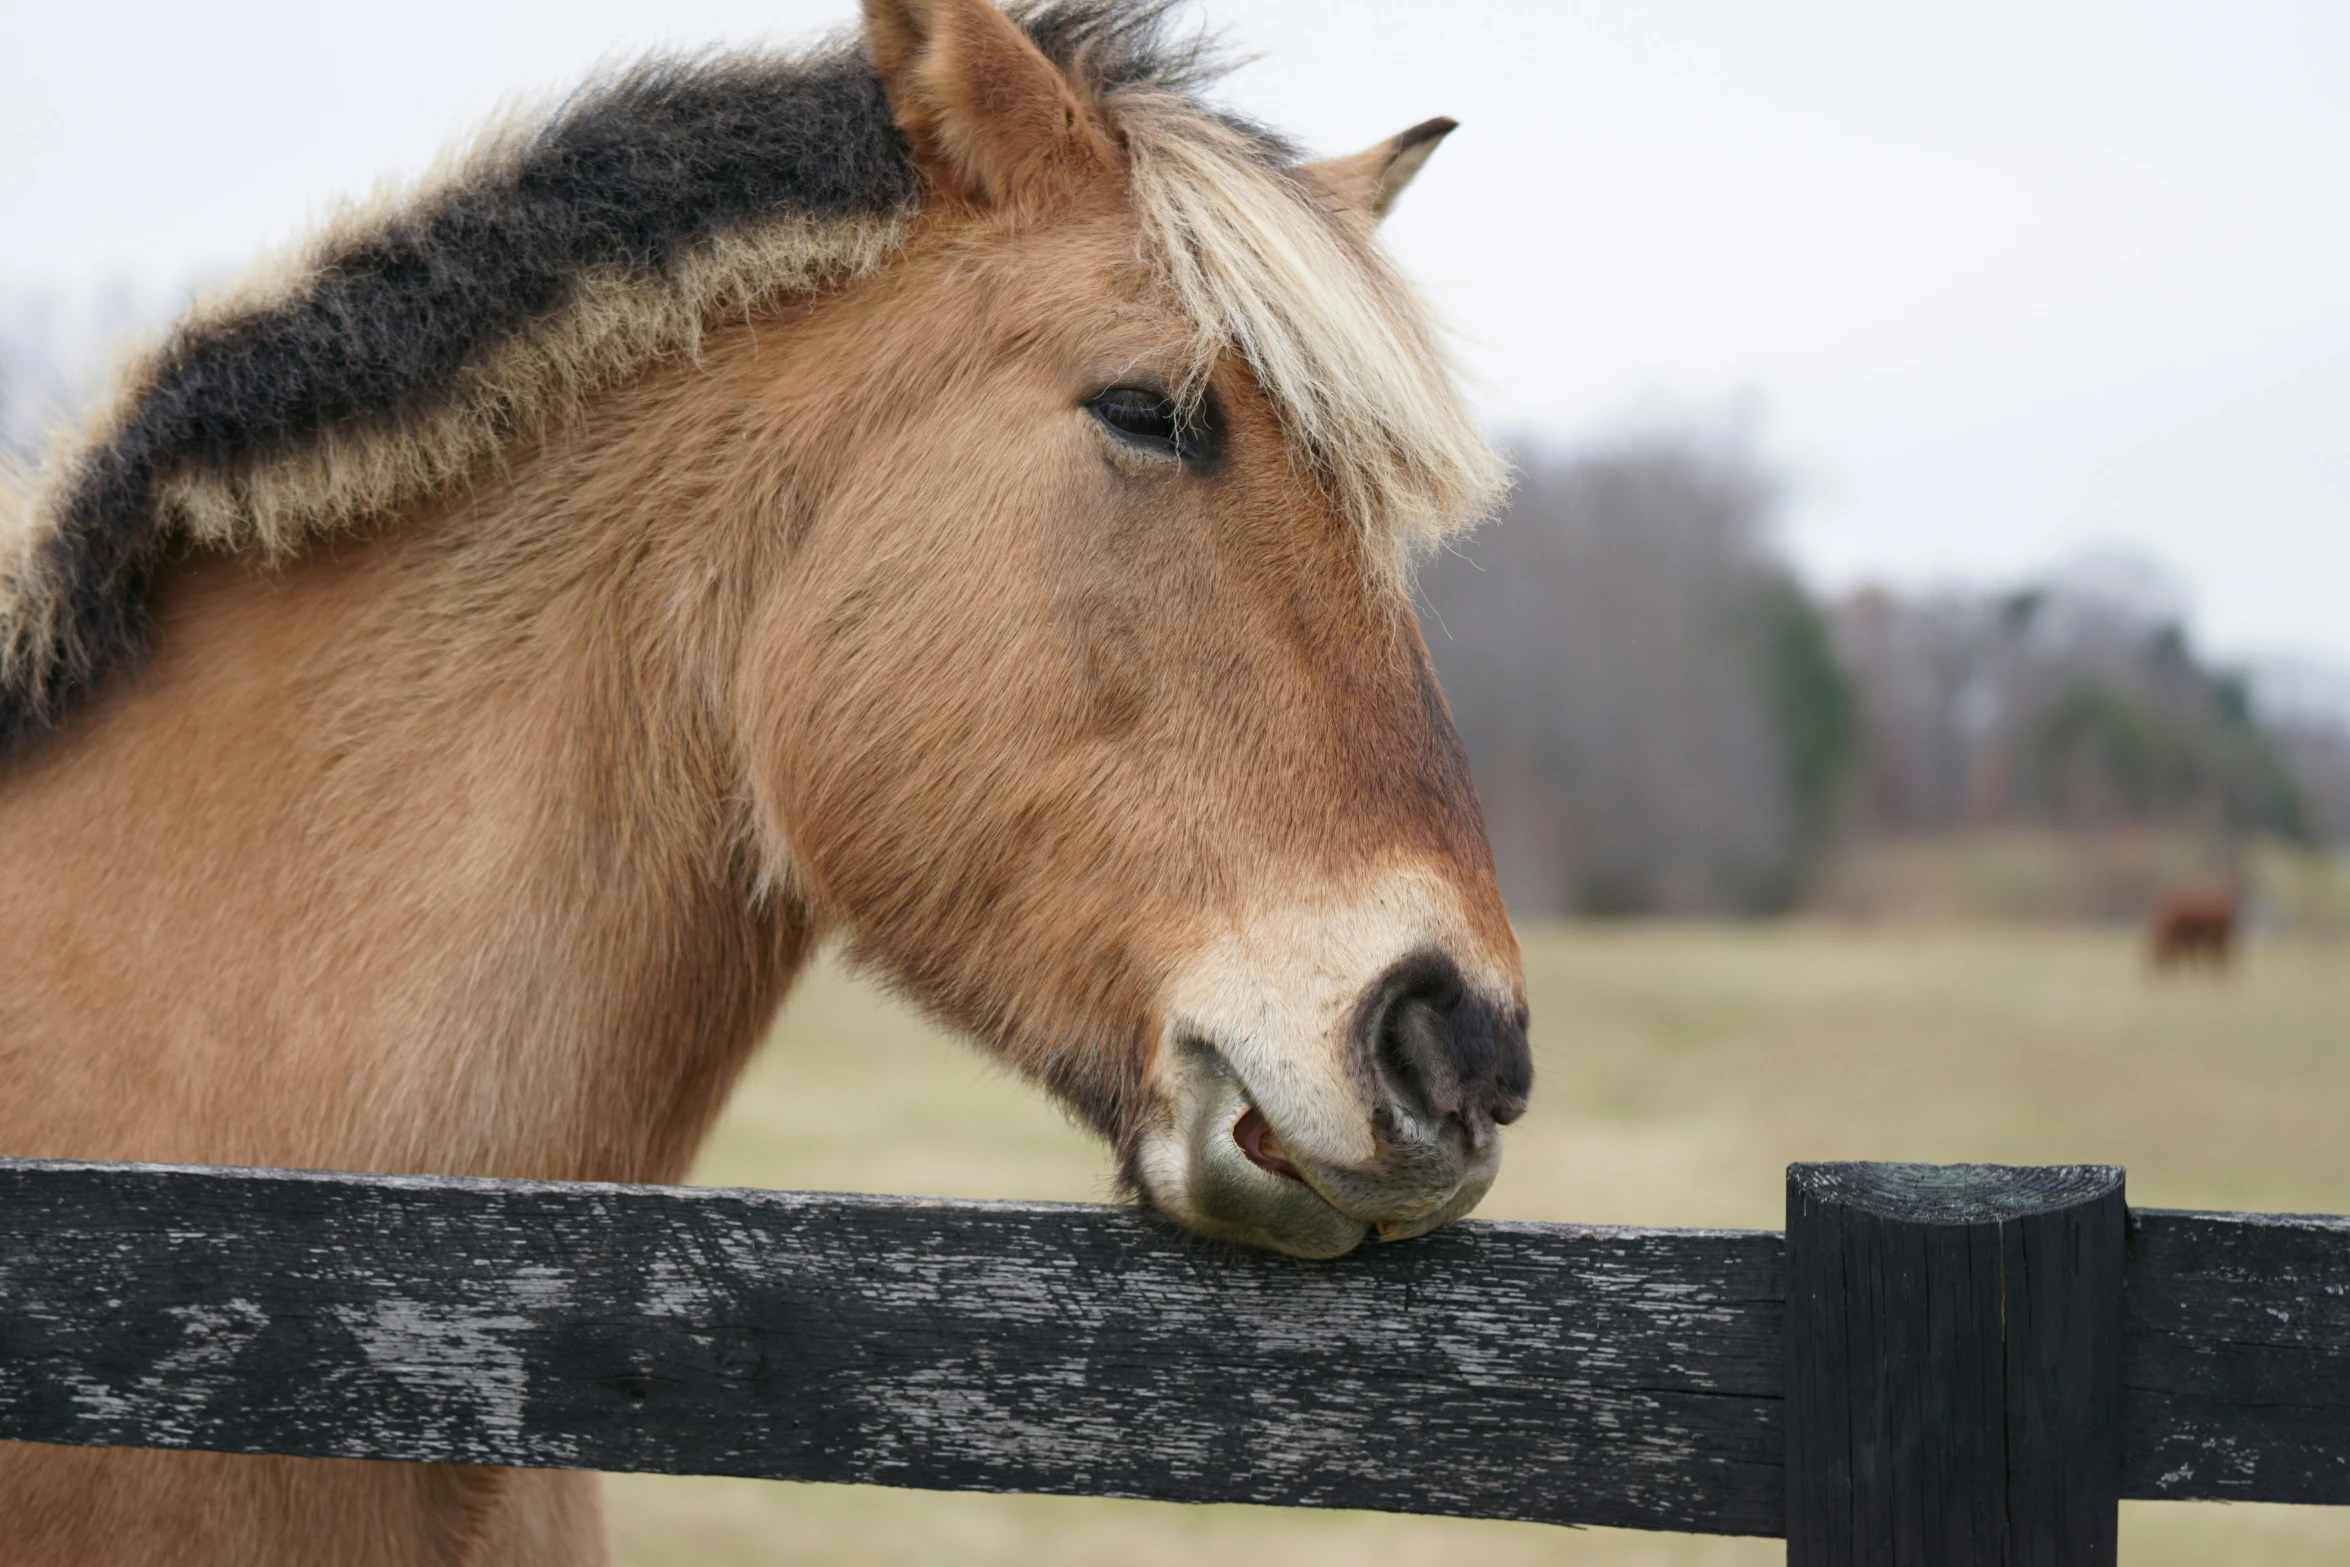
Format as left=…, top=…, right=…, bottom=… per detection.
left=733, top=0, right=1528, bottom=1256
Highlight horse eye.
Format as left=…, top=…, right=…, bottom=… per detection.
left=1087, top=387, right=1200, bottom=459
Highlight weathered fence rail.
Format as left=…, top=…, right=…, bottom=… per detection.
left=0, top=1155, right=2346, bottom=1557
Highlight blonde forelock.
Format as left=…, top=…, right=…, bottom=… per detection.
left=1115, top=94, right=1506, bottom=586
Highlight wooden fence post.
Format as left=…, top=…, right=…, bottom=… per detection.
left=1785, top=1162, right=2126, bottom=1566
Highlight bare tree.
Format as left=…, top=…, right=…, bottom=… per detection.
left=1422, top=431, right=1852, bottom=917
left=2251, top=660, right=2350, bottom=846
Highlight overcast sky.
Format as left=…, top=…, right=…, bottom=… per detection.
left=4, top=0, right=2343, bottom=674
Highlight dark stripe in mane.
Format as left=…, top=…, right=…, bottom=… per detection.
left=5, top=0, right=1207, bottom=757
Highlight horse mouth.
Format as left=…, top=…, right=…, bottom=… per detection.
left=1145, top=1037, right=1500, bottom=1259
left=1232, top=1105, right=1304, bottom=1182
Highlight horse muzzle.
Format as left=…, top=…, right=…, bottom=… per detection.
left=1136, top=952, right=1531, bottom=1259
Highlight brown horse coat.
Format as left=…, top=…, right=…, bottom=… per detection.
left=2149, top=887, right=2238, bottom=972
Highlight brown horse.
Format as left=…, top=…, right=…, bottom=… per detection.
left=0, top=0, right=1526, bottom=1559
left=2149, top=887, right=2238, bottom=972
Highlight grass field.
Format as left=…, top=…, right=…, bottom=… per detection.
left=609, top=924, right=2350, bottom=1565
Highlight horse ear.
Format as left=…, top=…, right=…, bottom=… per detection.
left=863, top=0, right=1116, bottom=208
left=1302, top=118, right=1458, bottom=229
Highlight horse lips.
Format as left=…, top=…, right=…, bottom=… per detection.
left=1232, top=1105, right=1306, bottom=1183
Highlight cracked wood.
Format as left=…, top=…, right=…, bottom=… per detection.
left=8, top=1159, right=2349, bottom=1533
left=2123, top=1208, right=2350, bottom=1504
left=0, top=1159, right=1785, bottom=1536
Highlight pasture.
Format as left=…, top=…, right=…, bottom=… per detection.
left=608, top=922, right=2350, bottom=1565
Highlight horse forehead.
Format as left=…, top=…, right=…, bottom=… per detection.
left=927, top=203, right=1162, bottom=313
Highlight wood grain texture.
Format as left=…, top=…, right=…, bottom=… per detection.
left=2124, top=1208, right=2350, bottom=1505
left=11, top=1157, right=2350, bottom=1538
left=1785, top=1162, right=2127, bottom=1567
left=0, top=1159, right=1786, bottom=1537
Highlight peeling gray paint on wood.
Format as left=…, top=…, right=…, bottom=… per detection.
left=0, top=1159, right=1786, bottom=1536
left=2124, top=1208, right=2350, bottom=1505
left=4, top=1159, right=2348, bottom=1537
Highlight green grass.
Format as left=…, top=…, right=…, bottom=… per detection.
left=611, top=924, right=2350, bottom=1565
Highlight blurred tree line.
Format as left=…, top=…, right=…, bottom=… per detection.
left=1833, top=560, right=2313, bottom=845
left=1423, top=435, right=2346, bottom=919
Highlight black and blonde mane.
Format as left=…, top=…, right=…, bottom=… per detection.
left=0, top=0, right=1499, bottom=756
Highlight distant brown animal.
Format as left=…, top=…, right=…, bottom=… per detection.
left=2149, top=888, right=2238, bottom=972
left=0, top=0, right=1533, bottom=1560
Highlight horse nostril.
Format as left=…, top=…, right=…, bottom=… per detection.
left=1355, top=952, right=1532, bottom=1144
left=1372, top=971, right=1463, bottom=1125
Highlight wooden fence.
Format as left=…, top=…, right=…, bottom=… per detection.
left=0, top=1156, right=2345, bottom=1562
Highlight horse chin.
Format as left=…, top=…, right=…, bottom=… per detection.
left=1180, top=1152, right=1372, bottom=1260
left=1133, top=1039, right=1499, bottom=1260
left=1180, top=1073, right=1371, bottom=1258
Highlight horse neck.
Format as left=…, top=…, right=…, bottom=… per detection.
left=0, top=355, right=812, bottom=1183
